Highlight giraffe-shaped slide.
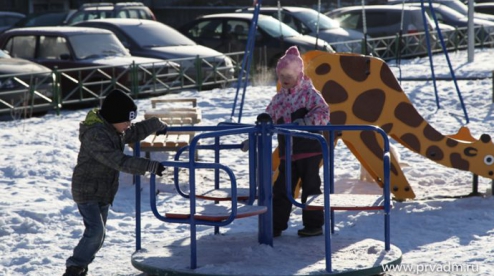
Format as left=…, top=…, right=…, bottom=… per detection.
left=272, top=51, right=494, bottom=200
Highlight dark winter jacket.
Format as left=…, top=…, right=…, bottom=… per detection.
left=71, top=109, right=165, bottom=204
left=266, top=76, right=330, bottom=159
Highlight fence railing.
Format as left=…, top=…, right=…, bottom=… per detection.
left=330, top=25, right=494, bottom=60
left=1, top=27, right=493, bottom=118
left=0, top=52, right=246, bottom=118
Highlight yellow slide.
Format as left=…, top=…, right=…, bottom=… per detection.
left=272, top=51, right=494, bottom=201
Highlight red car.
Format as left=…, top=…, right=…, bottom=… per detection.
left=0, top=26, right=178, bottom=105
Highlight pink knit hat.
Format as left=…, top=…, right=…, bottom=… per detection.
left=276, top=46, right=304, bottom=78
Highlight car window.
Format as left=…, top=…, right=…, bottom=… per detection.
left=228, top=21, right=250, bottom=40
left=68, top=33, right=128, bottom=59
left=126, top=10, right=140, bottom=19
left=4, top=36, right=36, bottom=59
left=257, top=16, right=300, bottom=37
left=366, top=12, right=394, bottom=28
left=66, top=12, right=84, bottom=24
left=337, top=13, right=360, bottom=29
left=39, top=36, right=69, bottom=60
left=116, top=10, right=127, bottom=18
left=188, top=19, right=223, bottom=39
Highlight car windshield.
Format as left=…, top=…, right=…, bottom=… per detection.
left=68, top=33, right=129, bottom=59
left=293, top=9, right=340, bottom=30
left=14, top=12, right=69, bottom=27
left=257, top=16, right=301, bottom=37
left=120, top=23, right=196, bottom=47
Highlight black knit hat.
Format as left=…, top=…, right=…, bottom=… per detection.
left=100, top=89, right=137, bottom=123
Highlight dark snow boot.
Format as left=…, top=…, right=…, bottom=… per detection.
left=63, top=266, right=85, bottom=276
left=297, top=227, right=323, bottom=237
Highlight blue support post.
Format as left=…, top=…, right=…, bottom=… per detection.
left=257, top=113, right=273, bottom=246
left=134, top=141, right=141, bottom=251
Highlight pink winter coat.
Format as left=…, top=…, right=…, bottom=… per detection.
left=266, top=75, right=330, bottom=160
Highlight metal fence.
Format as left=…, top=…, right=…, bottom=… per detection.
left=330, top=25, right=494, bottom=60
left=0, top=52, right=245, bottom=118
left=1, top=26, right=493, bottom=118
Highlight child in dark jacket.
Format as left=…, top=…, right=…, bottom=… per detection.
left=266, top=46, right=330, bottom=237
left=64, top=89, right=167, bottom=276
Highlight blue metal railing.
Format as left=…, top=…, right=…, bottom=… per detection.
left=133, top=115, right=391, bottom=273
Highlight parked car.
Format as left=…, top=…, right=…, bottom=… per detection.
left=65, top=2, right=156, bottom=25
left=394, top=2, right=494, bottom=34
left=178, top=13, right=334, bottom=69
left=475, top=3, right=494, bottom=15
left=0, top=11, right=25, bottom=33
left=326, top=5, right=449, bottom=37
left=73, top=18, right=235, bottom=83
left=5, top=10, right=76, bottom=32
left=326, top=5, right=450, bottom=56
left=0, top=49, right=53, bottom=116
left=387, top=0, right=494, bottom=22
left=235, top=6, right=366, bottom=53
left=0, top=26, right=178, bottom=104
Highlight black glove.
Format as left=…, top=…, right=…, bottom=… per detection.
left=156, top=124, right=168, bottom=136
left=149, top=161, right=166, bottom=176
left=241, top=139, right=249, bottom=152
left=156, top=163, right=165, bottom=176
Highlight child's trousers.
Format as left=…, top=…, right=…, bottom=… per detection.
left=272, top=155, right=324, bottom=231
left=66, top=202, right=109, bottom=268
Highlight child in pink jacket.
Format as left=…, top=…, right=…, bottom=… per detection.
left=266, top=46, right=330, bottom=237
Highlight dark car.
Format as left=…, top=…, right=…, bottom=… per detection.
left=0, top=11, right=25, bottom=33
left=396, top=3, right=494, bottom=31
left=0, top=49, right=53, bottom=116
left=178, top=13, right=334, bottom=69
left=65, top=2, right=156, bottom=25
left=387, top=0, right=494, bottom=22
left=475, top=3, right=494, bottom=16
left=0, top=26, right=178, bottom=104
left=73, top=18, right=235, bottom=83
left=236, top=6, right=366, bottom=53
left=6, top=10, right=76, bottom=31
left=326, top=5, right=449, bottom=56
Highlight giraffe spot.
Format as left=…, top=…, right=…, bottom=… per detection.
left=446, top=139, right=459, bottom=147
left=361, top=131, right=383, bottom=160
left=400, top=133, right=421, bottom=153
left=323, top=81, right=348, bottom=104
left=340, top=55, right=370, bottom=82
left=450, top=153, right=470, bottom=170
left=330, top=111, right=347, bottom=125
left=380, top=63, right=402, bottom=92
left=353, top=89, right=385, bottom=123
left=423, top=125, right=444, bottom=142
left=481, top=134, right=491, bottom=143
left=395, top=102, right=424, bottom=128
left=426, top=145, right=444, bottom=161
left=360, top=131, right=398, bottom=176
left=464, top=147, right=478, bottom=157
left=381, top=123, right=393, bottom=133
left=315, top=63, right=331, bottom=75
